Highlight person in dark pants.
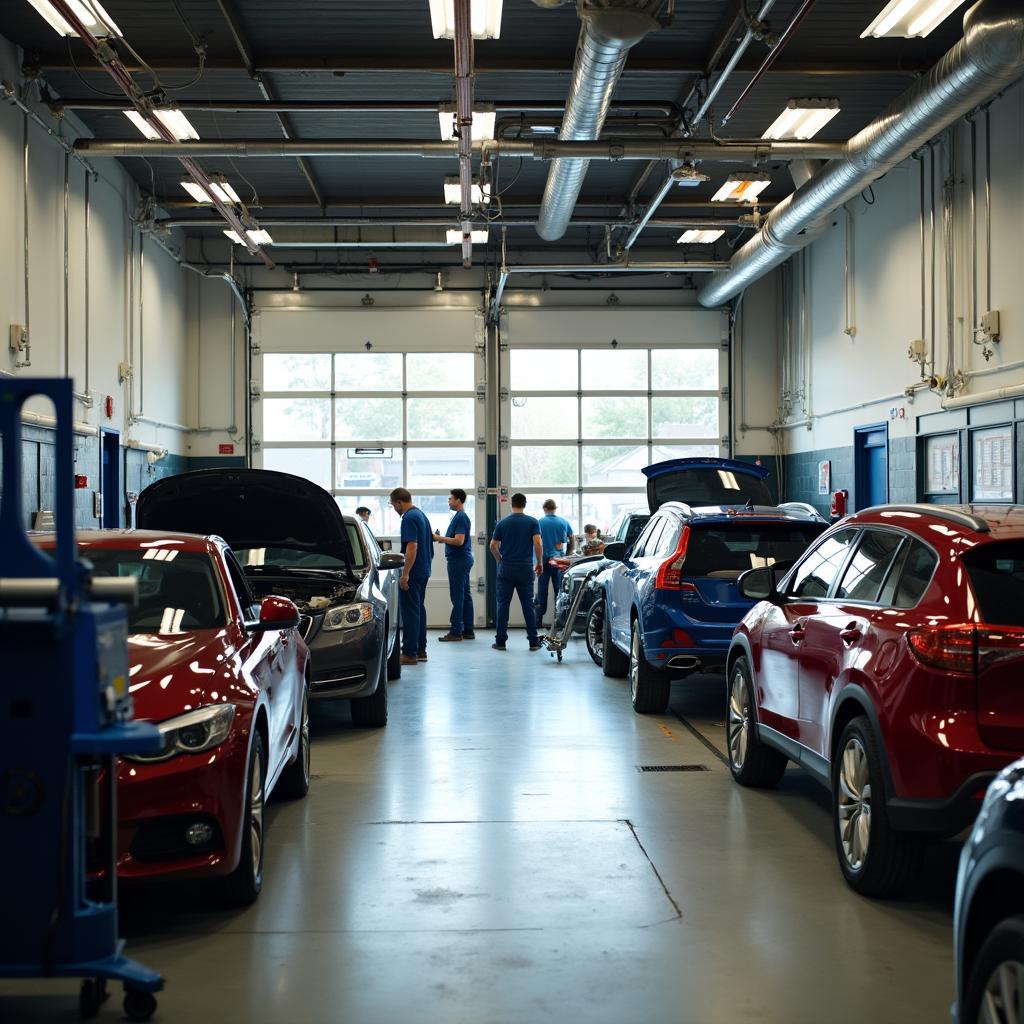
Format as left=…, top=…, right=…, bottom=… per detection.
left=535, top=498, right=574, bottom=628
left=390, top=487, right=433, bottom=665
left=433, top=488, right=475, bottom=641
left=489, top=493, right=543, bottom=652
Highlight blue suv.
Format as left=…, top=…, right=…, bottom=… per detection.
left=599, top=458, right=826, bottom=714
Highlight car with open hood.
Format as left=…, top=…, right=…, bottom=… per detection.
left=137, top=469, right=404, bottom=727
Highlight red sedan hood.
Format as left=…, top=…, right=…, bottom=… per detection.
left=126, top=629, right=243, bottom=724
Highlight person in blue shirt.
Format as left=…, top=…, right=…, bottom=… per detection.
left=489, top=493, right=543, bottom=652
left=535, top=498, right=575, bottom=627
left=433, top=488, right=475, bottom=642
left=390, top=487, right=433, bottom=664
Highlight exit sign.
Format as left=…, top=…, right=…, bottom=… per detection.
left=218, top=443, right=234, bottom=455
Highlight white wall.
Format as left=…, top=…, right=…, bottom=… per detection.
left=0, top=32, right=190, bottom=454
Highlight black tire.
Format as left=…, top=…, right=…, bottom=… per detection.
left=123, top=990, right=157, bottom=1022
left=585, top=600, right=605, bottom=667
left=726, top=657, right=787, bottom=787
left=276, top=684, right=310, bottom=800
left=601, top=598, right=629, bottom=678
left=629, top=618, right=671, bottom=714
left=221, top=730, right=266, bottom=906
left=386, top=615, right=402, bottom=681
left=79, top=978, right=107, bottom=1019
left=832, top=716, right=924, bottom=896
left=351, top=642, right=388, bottom=728
left=962, top=914, right=1024, bottom=1024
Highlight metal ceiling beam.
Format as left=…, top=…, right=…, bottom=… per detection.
left=214, top=0, right=324, bottom=208
left=156, top=216, right=744, bottom=230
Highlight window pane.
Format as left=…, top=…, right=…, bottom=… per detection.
left=511, top=349, right=578, bottom=391
left=517, top=493, right=578, bottom=528
left=582, top=445, right=648, bottom=486
left=263, top=353, right=330, bottom=391
left=895, top=541, right=939, bottom=609
left=972, top=426, right=1013, bottom=502
left=407, top=398, right=474, bottom=440
left=262, top=447, right=331, bottom=489
left=581, top=349, right=647, bottom=390
left=835, top=531, right=903, bottom=602
left=335, top=495, right=402, bottom=538
left=789, top=530, right=858, bottom=599
left=962, top=540, right=1023, bottom=623
left=651, top=349, right=719, bottom=390
left=511, top=396, right=577, bottom=440
left=406, top=353, right=475, bottom=391
left=420, top=495, right=477, bottom=535
left=263, top=398, right=331, bottom=441
left=407, top=447, right=475, bottom=488
left=924, top=433, right=959, bottom=494
left=334, top=353, right=402, bottom=391
left=650, top=443, right=719, bottom=462
left=582, top=397, right=647, bottom=439
left=652, top=397, right=719, bottom=439
left=335, top=447, right=402, bottom=490
left=335, top=398, right=402, bottom=441
left=511, top=446, right=578, bottom=487
left=580, top=492, right=647, bottom=536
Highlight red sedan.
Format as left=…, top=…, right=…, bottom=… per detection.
left=39, top=530, right=311, bottom=904
left=726, top=504, right=1024, bottom=896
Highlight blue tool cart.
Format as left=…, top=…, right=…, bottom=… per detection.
left=0, top=379, right=165, bottom=1020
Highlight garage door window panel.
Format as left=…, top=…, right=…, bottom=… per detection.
left=407, top=353, right=475, bottom=391
left=264, top=353, right=332, bottom=392
left=511, top=349, right=578, bottom=391
left=408, top=398, right=474, bottom=441
left=334, top=353, right=402, bottom=390
left=652, top=397, right=719, bottom=439
left=582, top=445, right=648, bottom=486
left=511, top=446, right=578, bottom=487
left=583, top=493, right=647, bottom=536
left=262, top=448, right=332, bottom=490
left=263, top=398, right=332, bottom=442
left=511, top=397, right=578, bottom=440
left=581, top=397, right=647, bottom=439
left=652, top=349, right=719, bottom=390
left=408, top=447, right=476, bottom=488
left=581, top=350, right=647, bottom=391
left=335, top=398, right=403, bottom=442
left=336, top=448, right=402, bottom=491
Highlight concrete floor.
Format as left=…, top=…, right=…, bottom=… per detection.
left=2, top=631, right=959, bottom=1023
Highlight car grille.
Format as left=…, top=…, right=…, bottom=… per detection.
left=128, top=815, right=223, bottom=862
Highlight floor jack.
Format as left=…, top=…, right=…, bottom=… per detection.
left=0, top=379, right=164, bottom=1020
left=541, top=564, right=605, bottom=662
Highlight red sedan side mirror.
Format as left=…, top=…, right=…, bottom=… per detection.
left=247, top=595, right=300, bottom=632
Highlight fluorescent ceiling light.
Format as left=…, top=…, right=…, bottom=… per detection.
left=861, top=0, right=967, bottom=38
left=446, top=229, right=489, bottom=245
left=677, top=229, right=725, bottom=244
left=26, top=0, right=121, bottom=37
left=762, top=99, right=840, bottom=141
left=437, top=103, right=496, bottom=141
left=711, top=173, right=772, bottom=203
left=180, top=179, right=241, bottom=204
left=124, top=109, right=200, bottom=141
left=443, top=177, right=486, bottom=205
left=224, top=228, right=273, bottom=246
left=428, top=0, right=503, bottom=39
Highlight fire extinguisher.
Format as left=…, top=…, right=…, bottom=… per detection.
left=830, top=489, right=849, bottom=521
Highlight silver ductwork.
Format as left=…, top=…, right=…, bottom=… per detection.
left=697, top=0, right=1024, bottom=309
left=536, top=1, right=669, bottom=241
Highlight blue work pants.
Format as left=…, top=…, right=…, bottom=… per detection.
left=534, top=562, right=563, bottom=622
left=399, top=575, right=429, bottom=656
left=495, top=563, right=538, bottom=646
left=446, top=556, right=475, bottom=635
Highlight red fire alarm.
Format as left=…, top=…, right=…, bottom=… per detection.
left=74, top=475, right=88, bottom=489
left=104, top=395, right=114, bottom=419
left=218, top=443, right=234, bottom=455
left=368, top=257, right=381, bottom=274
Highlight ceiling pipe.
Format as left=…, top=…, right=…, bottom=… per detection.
left=155, top=216, right=739, bottom=230
left=536, top=1, right=671, bottom=241
left=453, top=0, right=475, bottom=267
left=697, top=0, right=1024, bottom=309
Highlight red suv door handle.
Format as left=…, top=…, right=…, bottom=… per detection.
left=839, top=624, right=862, bottom=645
left=789, top=622, right=805, bottom=644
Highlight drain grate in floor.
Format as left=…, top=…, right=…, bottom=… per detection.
left=636, top=764, right=710, bottom=773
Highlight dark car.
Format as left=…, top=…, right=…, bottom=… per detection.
left=137, top=470, right=404, bottom=727
left=954, top=757, right=1024, bottom=1024
left=727, top=504, right=1024, bottom=896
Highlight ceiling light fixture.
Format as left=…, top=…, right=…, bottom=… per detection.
left=443, top=177, right=487, bottom=205
left=446, top=229, right=489, bottom=245
left=677, top=229, right=725, bottom=244
left=711, top=173, right=772, bottom=203
left=437, top=103, right=497, bottom=142
left=124, top=109, right=200, bottom=141
left=180, top=179, right=241, bottom=205
left=26, top=0, right=121, bottom=37
left=224, top=228, right=273, bottom=246
left=428, top=0, right=503, bottom=39
left=671, top=164, right=711, bottom=188
left=762, top=99, right=840, bottom=140
left=861, top=0, right=967, bottom=38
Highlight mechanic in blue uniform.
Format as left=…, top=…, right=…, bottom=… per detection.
left=433, top=488, right=475, bottom=642
left=390, top=487, right=433, bottom=665
left=489, top=493, right=543, bottom=652
left=535, top=498, right=575, bottom=628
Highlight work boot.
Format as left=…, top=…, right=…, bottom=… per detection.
left=438, top=633, right=463, bottom=642
left=400, top=654, right=417, bottom=666
left=463, top=631, right=476, bottom=640
left=417, top=650, right=428, bottom=661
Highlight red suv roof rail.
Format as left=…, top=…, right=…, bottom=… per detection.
left=858, top=504, right=991, bottom=534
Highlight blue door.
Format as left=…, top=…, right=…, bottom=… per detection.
left=854, top=425, right=888, bottom=511
left=100, top=429, right=120, bottom=527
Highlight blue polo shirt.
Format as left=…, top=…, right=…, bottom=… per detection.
left=400, top=506, right=434, bottom=580
left=538, top=513, right=573, bottom=560
left=444, top=509, right=472, bottom=560
left=492, top=512, right=540, bottom=567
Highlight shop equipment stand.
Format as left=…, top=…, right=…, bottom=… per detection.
left=0, top=379, right=164, bottom=1021
left=542, top=564, right=606, bottom=662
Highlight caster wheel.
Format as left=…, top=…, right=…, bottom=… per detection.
left=556, top=650, right=563, bottom=662
left=124, top=989, right=157, bottom=1021
left=79, top=977, right=107, bottom=1019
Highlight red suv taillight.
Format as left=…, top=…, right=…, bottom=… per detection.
left=906, top=624, right=1024, bottom=673
left=655, top=526, right=690, bottom=590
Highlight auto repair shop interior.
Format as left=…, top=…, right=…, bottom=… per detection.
left=1, top=1, right=1023, bottom=1022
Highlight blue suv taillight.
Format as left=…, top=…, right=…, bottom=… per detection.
left=655, top=526, right=690, bottom=589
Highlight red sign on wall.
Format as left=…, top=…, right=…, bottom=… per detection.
left=218, top=443, right=235, bottom=455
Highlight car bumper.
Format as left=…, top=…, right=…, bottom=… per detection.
left=886, top=771, right=999, bottom=836
left=307, top=619, right=384, bottom=700
left=642, top=616, right=734, bottom=674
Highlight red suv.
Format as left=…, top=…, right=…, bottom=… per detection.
left=727, top=504, right=1024, bottom=896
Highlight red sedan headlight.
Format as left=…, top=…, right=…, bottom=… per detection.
left=124, top=704, right=236, bottom=763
